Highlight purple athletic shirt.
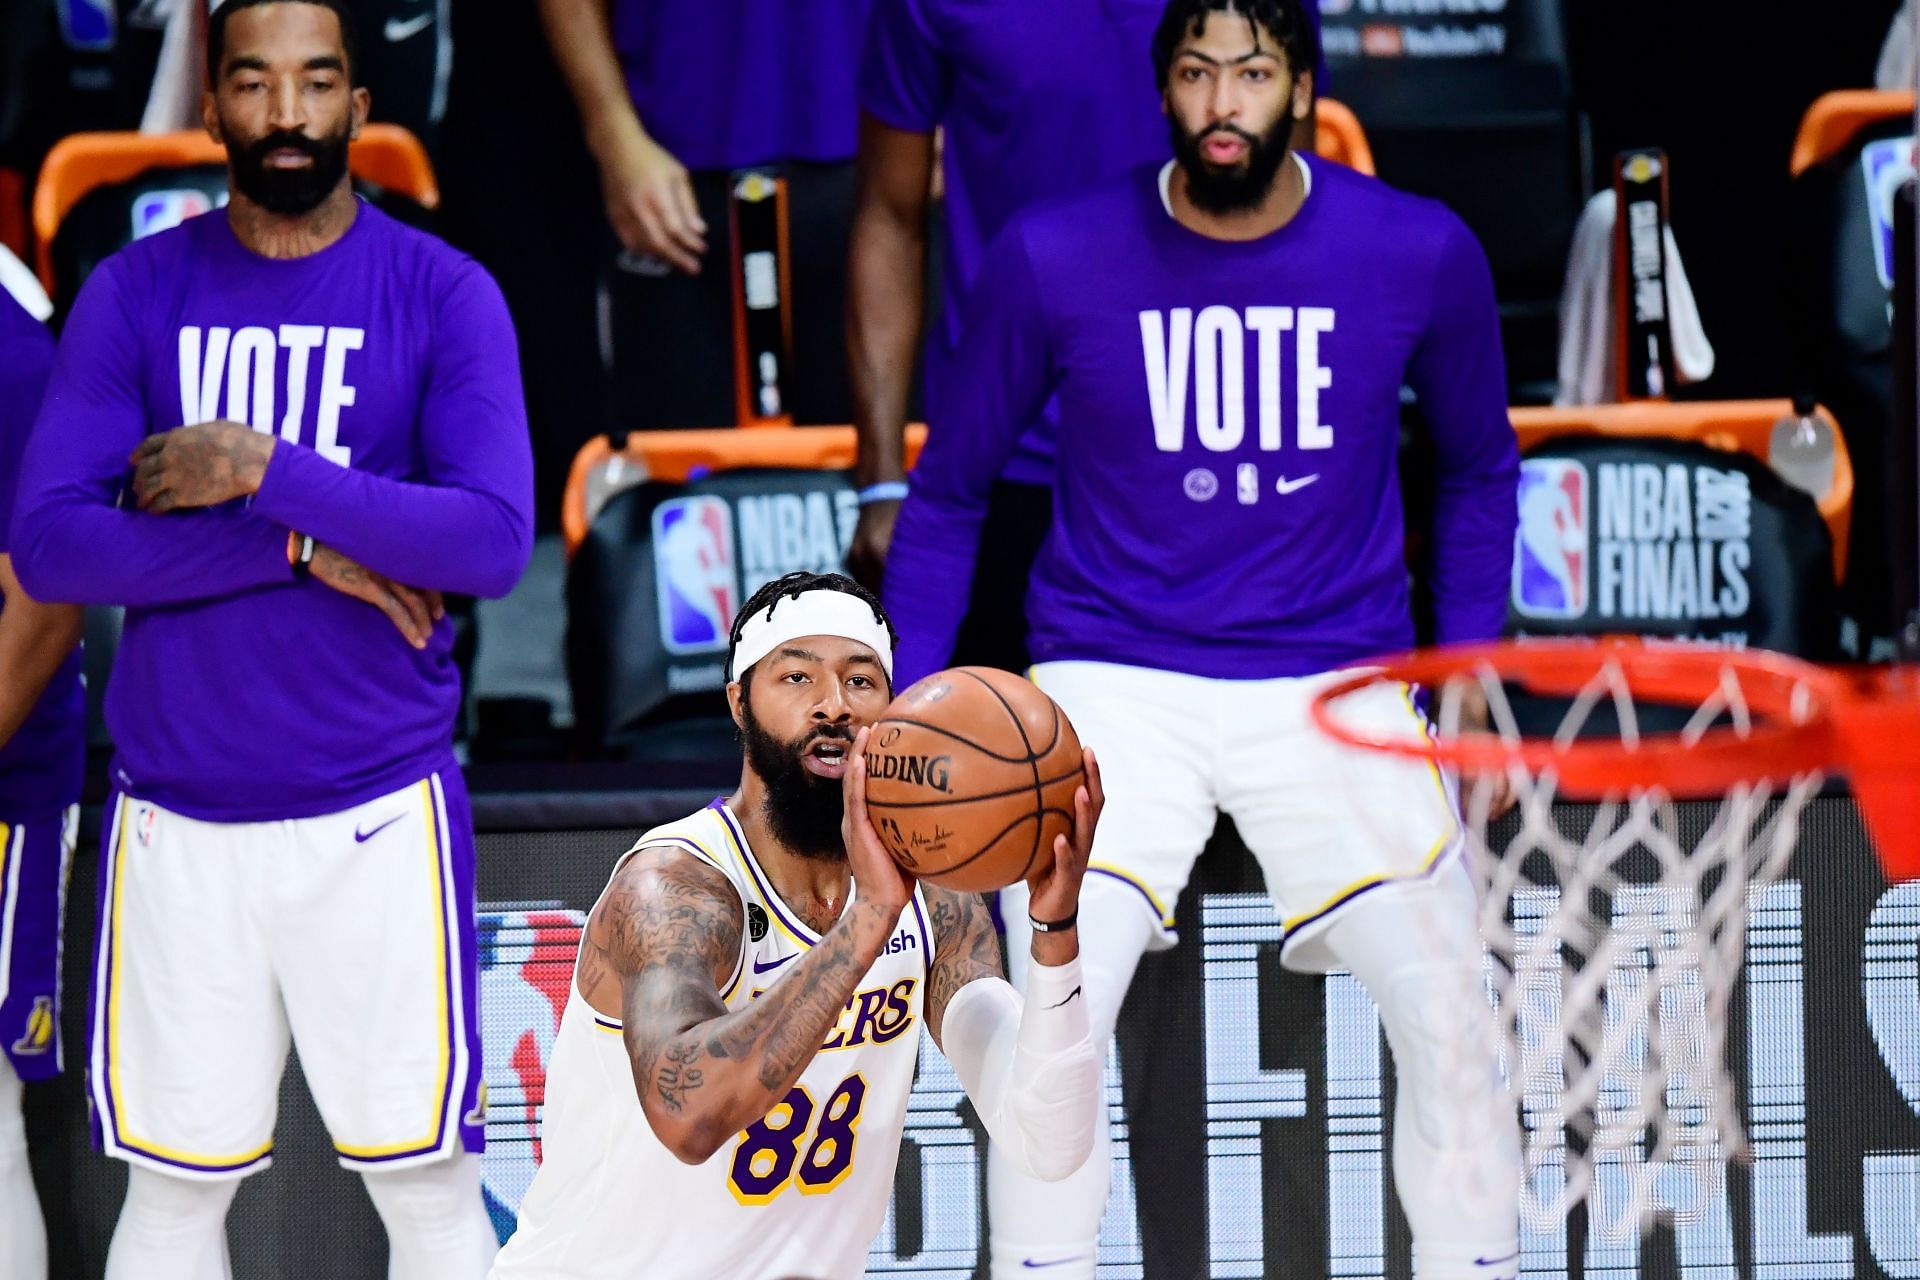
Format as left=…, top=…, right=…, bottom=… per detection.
left=859, top=0, right=1325, bottom=485
left=0, top=290, right=84, bottom=815
left=612, top=0, right=871, bottom=170
left=884, top=159, right=1519, bottom=684
left=11, top=203, right=533, bottom=822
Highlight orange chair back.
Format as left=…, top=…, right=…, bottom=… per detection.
left=1314, top=98, right=1375, bottom=176
left=32, top=123, right=438, bottom=291
left=563, top=425, right=929, bottom=557
left=1790, top=90, right=1915, bottom=178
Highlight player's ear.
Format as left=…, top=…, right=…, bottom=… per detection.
left=1291, top=70, right=1312, bottom=122
left=349, top=85, right=370, bottom=139
left=725, top=680, right=746, bottom=730
left=202, top=90, right=223, bottom=145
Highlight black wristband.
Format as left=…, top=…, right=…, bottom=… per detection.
left=289, top=533, right=315, bottom=581
left=1029, top=909, right=1077, bottom=934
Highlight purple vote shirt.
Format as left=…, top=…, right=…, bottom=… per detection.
left=860, top=0, right=1325, bottom=484
left=885, top=159, right=1519, bottom=684
left=0, top=291, right=84, bottom=816
left=11, top=204, right=533, bottom=822
left=612, top=0, right=871, bottom=170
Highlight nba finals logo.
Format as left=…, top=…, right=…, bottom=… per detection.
left=476, top=908, right=587, bottom=1241
left=1513, top=459, right=1589, bottom=620
left=1861, top=136, right=1917, bottom=291
left=652, top=496, right=739, bottom=654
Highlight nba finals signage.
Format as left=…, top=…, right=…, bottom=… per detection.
left=1508, top=437, right=1834, bottom=655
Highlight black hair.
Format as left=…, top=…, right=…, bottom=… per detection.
left=1151, top=0, right=1318, bottom=91
left=726, top=571, right=899, bottom=691
left=208, top=0, right=360, bottom=86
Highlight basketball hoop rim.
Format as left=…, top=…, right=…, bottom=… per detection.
left=1308, top=638, right=1846, bottom=798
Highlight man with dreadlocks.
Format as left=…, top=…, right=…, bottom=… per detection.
left=491, top=571, right=1105, bottom=1279
left=883, top=1, right=1525, bottom=1276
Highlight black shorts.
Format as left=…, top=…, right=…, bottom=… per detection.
left=949, top=479, right=1052, bottom=674
left=599, top=160, right=855, bottom=430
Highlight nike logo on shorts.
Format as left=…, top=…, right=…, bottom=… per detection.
left=1274, top=473, right=1319, bottom=495
left=1021, top=1256, right=1085, bottom=1269
left=384, top=12, right=432, bottom=41
left=354, top=813, right=404, bottom=843
left=752, top=953, right=796, bottom=974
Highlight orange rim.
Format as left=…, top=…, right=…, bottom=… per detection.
left=1310, top=639, right=1845, bottom=797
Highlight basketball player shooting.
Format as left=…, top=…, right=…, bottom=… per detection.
left=10, top=1, right=532, bottom=1275
left=491, top=572, right=1104, bottom=1280
left=883, top=2, right=1525, bottom=1277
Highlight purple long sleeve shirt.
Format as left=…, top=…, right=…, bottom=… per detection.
left=0, top=290, right=84, bottom=815
left=11, top=203, right=533, bottom=821
left=884, top=159, right=1519, bottom=685
left=859, top=0, right=1325, bottom=484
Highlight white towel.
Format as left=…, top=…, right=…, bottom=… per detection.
left=1554, top=189, right=1716, bottom=406
left=0, top=244, right=52, bottom=322
left=1879, top=0, right=1916, bottom=92
left=139, top=0, right=212, bottom=134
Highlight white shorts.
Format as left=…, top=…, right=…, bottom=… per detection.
left=1026, top=661, right=1463, bottom=970
left=89, top=772, right=485, bottom=1180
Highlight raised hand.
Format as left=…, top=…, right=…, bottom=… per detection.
left=841, top=726, right=917, bottom=916
left=1027, top=747, right=1102, bottom=928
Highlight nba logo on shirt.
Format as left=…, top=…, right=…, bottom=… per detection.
left=132, top=190, right=214, bottom=241
left=653, top=496, right=739, bottom=653
left=1513, top=459, right=1589, bottom=620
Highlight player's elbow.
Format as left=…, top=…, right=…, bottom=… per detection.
left=639, top=1102, right=726, bottom=1165
left=7, top=515, right=66, bottom=604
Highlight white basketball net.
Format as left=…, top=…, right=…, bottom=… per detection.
left=1359, top=654, right=1822, bottom=1239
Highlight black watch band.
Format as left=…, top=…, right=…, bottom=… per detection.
left=289, top=533, right=316, bottom=581
left=1029, top=909, right=1077, bottom=934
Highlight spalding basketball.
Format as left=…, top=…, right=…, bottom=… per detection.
left=862, top=667, right=1085, bottom=893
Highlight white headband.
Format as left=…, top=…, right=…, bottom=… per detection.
left=729, top=589, right=894, bottom=683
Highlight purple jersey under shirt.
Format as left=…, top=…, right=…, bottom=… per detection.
left=859, top=0, right=1325, bottom=484
left=884, top=159, right=1519, bottom=684
left=12, top=203, right=533, bottom=822
left=0, top=290, right=84, bottom=814
left=612, top=0, right=870, bottom=170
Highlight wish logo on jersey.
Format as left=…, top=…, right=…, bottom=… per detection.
left=1513, top=459, right=1589, bottom=620
left=476, top=907, right=587, bottom=1240
left=653, top=496, right=739, bottom=654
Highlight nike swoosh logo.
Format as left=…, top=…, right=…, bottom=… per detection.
left=1021, top=1259, right=1083, bottom=1270
left=1275, top=473, right=1320, bottom=495
left=751, top=953, right=796, bottom=974
left=384, top=12, right=432, bottom=41
left=1045, top=985, right=1083, bottom=1011
left=354, top=813, right=404, bottom=843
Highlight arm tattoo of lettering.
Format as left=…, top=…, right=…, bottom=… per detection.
left=923, top=884, right=1005, bottom=1048
left=606, top=846, right=898, bottom=1152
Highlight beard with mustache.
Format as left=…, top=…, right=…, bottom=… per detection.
left=739, top=693, right=852, bottom=862
left=226, top=122, right=352, bottom=216
left=1168, top=111, right=1292, bottom=217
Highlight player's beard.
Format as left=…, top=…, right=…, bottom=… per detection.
left=226, top=123, right=351, bottom=216
left=739, top=695, right=850, bottom=862
left=1169, top=115, right=1291, bottom=217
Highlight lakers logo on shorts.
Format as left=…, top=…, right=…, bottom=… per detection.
left=464, top=1081, right=488, bottom=1129
left=11, top=997, right=54, bottom=1056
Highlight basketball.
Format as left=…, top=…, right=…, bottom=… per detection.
left=861, top=667, right=1085, bottom=893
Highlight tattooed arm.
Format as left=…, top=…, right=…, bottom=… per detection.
left=610, top=761, right=915, bottom=1162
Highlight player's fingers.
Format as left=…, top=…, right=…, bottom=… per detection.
left=670, top=172, right=708, bottom=239
left=129, top=436, right=165, bottom=464
left=649, top=188, right=707, bottom=266
left=392, top=585, right=434, bottom=644
left=376, top=586, right=428, bottom=649
left=1070, top=784, right=1095, bottom=863
left=1083, top=748, right=1104, bottom=823
left=843, top=727, right=871, bottom=818
left=637, top=205, right=701, bottom=275
left=424, top=590, right=446, bottom=622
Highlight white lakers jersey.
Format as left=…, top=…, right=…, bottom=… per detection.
left=489, top=801, right=933, bottom=1280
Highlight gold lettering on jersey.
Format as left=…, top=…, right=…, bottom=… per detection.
left=818, top=978, right=917, bottom=1052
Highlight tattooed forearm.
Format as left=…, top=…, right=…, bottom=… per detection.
left=606, top=848, right=898, bottom=1160
left=923, top=884, right=1005, bottom=1047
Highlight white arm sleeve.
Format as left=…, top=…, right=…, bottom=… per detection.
left=939, top=954, right=1101, bottom=1182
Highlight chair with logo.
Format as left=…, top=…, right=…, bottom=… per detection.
left=1786, top=90, right=1915, bottom=643
left=1506, top=400, right=1852, bottom=660
left=31, top=124, right=439, bottom=300
left=564, top=427, right=928, bottom=760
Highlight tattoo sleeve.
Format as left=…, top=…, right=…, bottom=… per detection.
left=608, top=847, right=899, bottom=1160
left=922, top=883, right=1006, bottom=1050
